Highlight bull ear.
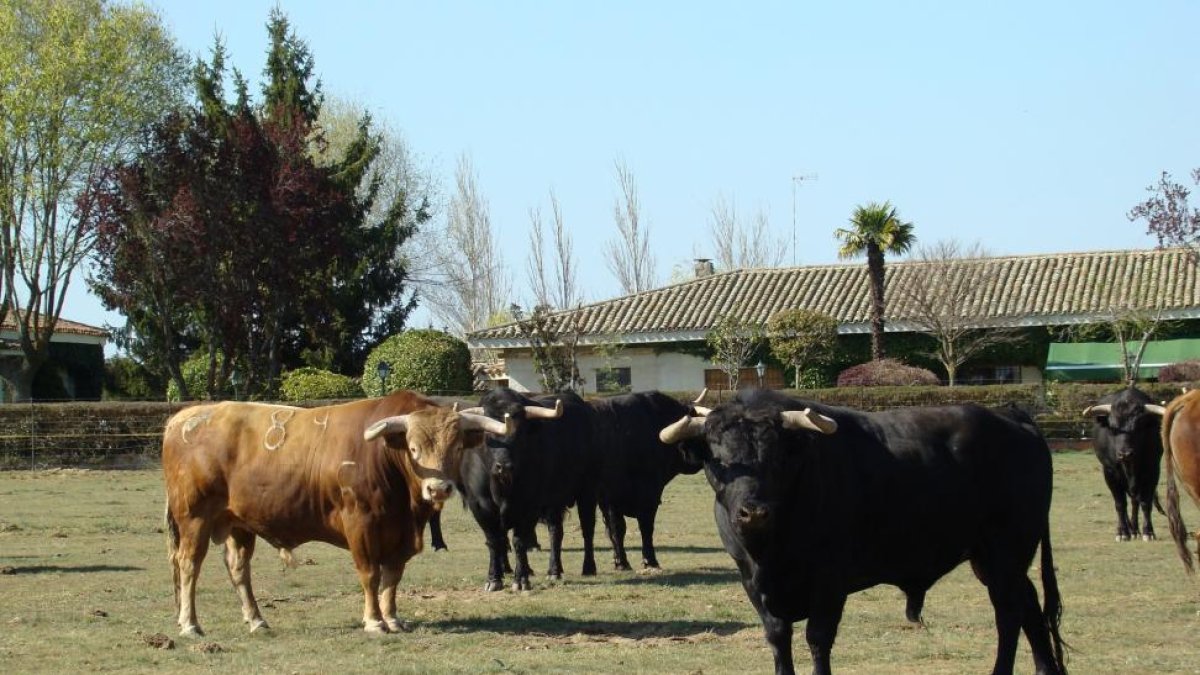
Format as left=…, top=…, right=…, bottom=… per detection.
left=365, top=415, right=408, bottom=441
left=660, top=415, right=705, bottom=444
left=1082, top=404, right=1112, bottom=417
left=1144, top=404, right=1166, bottom=416
left=780, top=408, right=837, bottom=435
left=525, top=399, right=564, bottom=419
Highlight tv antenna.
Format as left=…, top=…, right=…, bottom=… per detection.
left=791, top=173, right=818, bottom=266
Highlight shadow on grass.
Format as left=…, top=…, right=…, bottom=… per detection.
left=3, top=564, right=144, bottom=574
left=607, top=566, right=739, bottom=587
left=560, top=544, right=727, bottom=555
left=428, top=614, right=752, bottom=639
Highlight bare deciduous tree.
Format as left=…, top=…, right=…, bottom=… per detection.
left=605, top=160, right=656, bottom=294
left=511, top=303, right=583, bottom=393
left=898, top=240, right=1022, bottom=386
left=706, top=313, right=763, bottom=391
left=422, top=154, right=510, bottom=337
left=527, top=189, right=580, bottom=310
left=709, top=194, right=787, bottom=270
left=1129, top=169, right=1200, bottom=264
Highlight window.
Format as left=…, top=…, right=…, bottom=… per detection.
left=595, top=367, right=632, bottom=394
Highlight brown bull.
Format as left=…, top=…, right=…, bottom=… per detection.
left=162, top=391, right=510, bottom=636
left=1161, top=388, right=1200, bottom=573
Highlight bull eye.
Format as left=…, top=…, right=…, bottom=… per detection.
left=409, top=446, right=421, bottom=459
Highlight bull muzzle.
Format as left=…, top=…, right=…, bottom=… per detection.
left=422, top=479, right=455, bottom=503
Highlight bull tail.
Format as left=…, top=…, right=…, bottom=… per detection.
left=1153, top=492, right=1165, bottom=516
left=1039, top=527, right=1069, bottom=675
left=1160, top=401, right=1196, bottom=574
left=164, top=499, right=181, bottom=611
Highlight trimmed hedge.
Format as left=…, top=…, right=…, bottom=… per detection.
left=279, top=367, right=363, bottom=402
left=837, top=359, right=940, bottom=387
left=363, top=330, right=472, bottom=397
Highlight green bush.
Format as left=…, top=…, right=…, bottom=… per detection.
left=363, top=330, right=472, bottom=397
left=103, top=356, right=165, bottom=400
left=166, top=351, right=232, bottom=402
left=279, top=367, right=362, bottom=402
left=837, top=359, right=939, bottom=387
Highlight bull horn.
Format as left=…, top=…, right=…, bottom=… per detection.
left=364, top=415, right=408, bottom=441
left=1144, top=404, right=1166, bottom=416
left=459, top=406, right=485, bottom=415
left=1082, top=404, right=1112, bottom=417
left=780, top=408, right=838, bottom=435
left=659, top=415, right=706, bottom=444
left=525, top=399, right=564, bottom=419
left=692, top=388, right=708, bottom=405
left=459, top=412, right=514, bottom=436
left=693, top=405, right=712, bottom=416
left=452, top=401, right=460, bottom=412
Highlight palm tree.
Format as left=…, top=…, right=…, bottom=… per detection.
left=835, top=201, right=916, bottom=360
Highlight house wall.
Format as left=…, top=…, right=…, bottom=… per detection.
left=500, top=347, right=710, bottom=394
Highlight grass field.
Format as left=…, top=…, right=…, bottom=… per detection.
left=1, top=452, right=1198, bottom=674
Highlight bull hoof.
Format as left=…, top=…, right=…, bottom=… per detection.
left=433, top=545, right=448, bottom=552
left=1116, top=534, right=1131, bottom=542
left=483, top=579, right=504, bottom=592
left=614, top=561, right=633, bottom=571
left=637, top=565, right=664, bottom=576
left=581, top=562, right=597, bottom=576
left=641, top=560, right=661, bottom=571
left=363, top=619, right=389, bottom=634
left=512, top=578, right=532, bottom=592
left=1143, top=533, right=1156, bottom=541
left=547, top=572, right=562, bottom=581
left=248, top=618, right=269, bottom=633
left=179, top=624, right=204, bottom=638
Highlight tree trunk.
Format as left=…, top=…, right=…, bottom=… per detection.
left=866, top=244, right=887, bottom=361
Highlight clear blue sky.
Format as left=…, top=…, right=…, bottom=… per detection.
left=65, top=0, right=1200, bottom=336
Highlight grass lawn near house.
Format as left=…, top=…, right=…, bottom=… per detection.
left=0, top=452, right=1197, bottom=674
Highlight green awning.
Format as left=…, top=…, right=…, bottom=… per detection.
left=1045, top=339, right=1200, bottom=382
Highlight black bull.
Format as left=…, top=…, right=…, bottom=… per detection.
left=661, top=389, right=1067, bottom=675
left=1083, top=387, right=1166, bottom=542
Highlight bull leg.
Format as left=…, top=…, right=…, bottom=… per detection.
left=602, top=507, right=632, bottom=571
left=483, top=528, right=507, bottom=592
left=544, top=517, right=565, bottom=580
left=428, top=510, right=448, bottom=551
left=378, top=563, right=408, bottom=633
left=221, top=528, right=267, bottom=632
left=903, top=586, right=927, bottom=625
left=1102, top=469, right=1133, bottom=540
left=173, top=517, right=211, bottom=638
left=1016, top=576, right=1063, bottom=675
left=343, top=511, right=387, bottom=633
left=1138, top=496, right=1156, bottom=541
left=742, top=575, right=795, bottom=675
left=511, top=525, right=534, bottom=591
left=577, top=492, right=599, bottom=576
left=805, top=591, right=847, bottom=675
left=985, top=577, right=1026, bottom=675
left=637, top=507, right=661, bottom=570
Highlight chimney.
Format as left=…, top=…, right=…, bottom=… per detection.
left=693, top=258, right=715, bottom=278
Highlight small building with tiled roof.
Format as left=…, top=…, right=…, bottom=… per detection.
left=0, top=313, right=108, bottom=401
left=468, top=248, right=1200, bottom=394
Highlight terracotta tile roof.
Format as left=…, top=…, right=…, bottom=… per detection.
left=469, top=248, right=1200, bottom=346
left=0, top=313, right=108, bottom=338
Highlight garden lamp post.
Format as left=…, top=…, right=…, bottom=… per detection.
left=376, top=360, right=391, bottom=395
left=755, top=360, right=766, bottom=388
